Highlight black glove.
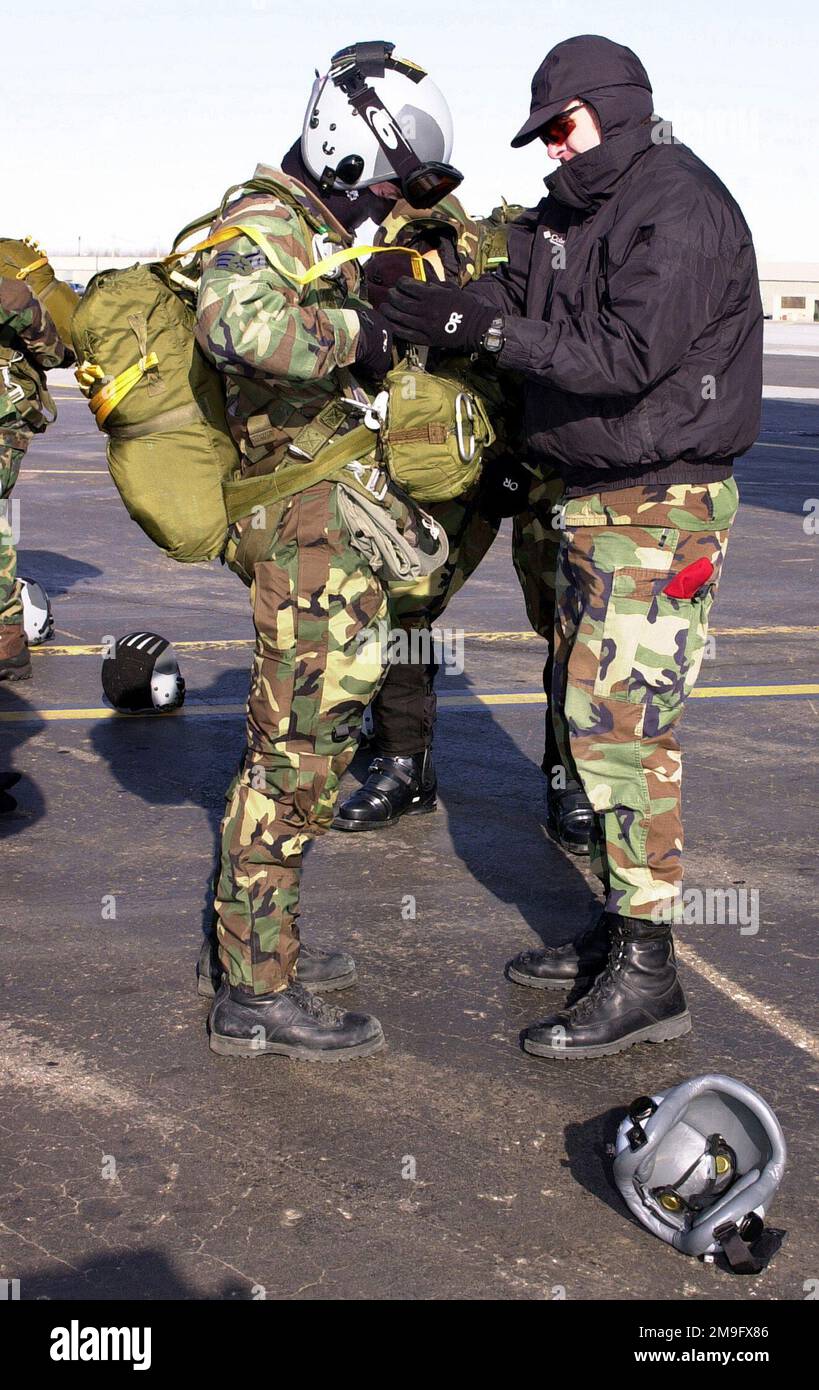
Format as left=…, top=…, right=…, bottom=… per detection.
left=478, top=455, right=534, bottom=521
left=354, top=307, right=394, bottom=378
left=382, top=277, right=495, bottom=351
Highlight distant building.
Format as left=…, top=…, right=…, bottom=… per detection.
left=758, top=264, right=819, bottom=322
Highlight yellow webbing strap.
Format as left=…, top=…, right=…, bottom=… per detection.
left=81, top=353, right=160, bottom=430
left=164, top=225, right=427, bottom=286
left=15, top=256, right=49, bottom=280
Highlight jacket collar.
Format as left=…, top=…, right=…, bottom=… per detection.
left=253, top=162, right=353, bottom=246
left=544, top=123, right=653, bottom=212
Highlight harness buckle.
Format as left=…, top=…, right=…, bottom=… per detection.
left=454, top=391, right=476, bottom=463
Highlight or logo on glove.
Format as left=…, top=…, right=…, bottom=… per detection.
left=382, top=277, right=496, bottom=351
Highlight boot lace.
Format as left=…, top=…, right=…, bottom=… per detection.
left=569, top=926, right=627, bottom=1019
left=284, top=979, right=345, bottom=1025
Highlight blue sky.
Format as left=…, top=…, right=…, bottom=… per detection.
left=6, top=0, right=818, bottom=260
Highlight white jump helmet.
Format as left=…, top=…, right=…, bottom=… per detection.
left=302, top=40, right=460, bottom=207
left=18, top=577, right=54, bottom=645
left=613, top=1074, right=787, bottom=1273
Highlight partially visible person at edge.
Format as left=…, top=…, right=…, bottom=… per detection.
left=383, top=33, right=763, bottom=1061
left=0, top=276, right=68, bottom=684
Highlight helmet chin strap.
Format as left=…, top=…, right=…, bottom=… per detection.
left=281, top=140, right=395, bottom=230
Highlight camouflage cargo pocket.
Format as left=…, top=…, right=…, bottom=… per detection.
left=594, top=539, right=719, bottom=708
left=591, top=526, right=679, bottom=702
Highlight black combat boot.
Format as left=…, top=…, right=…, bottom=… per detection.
left=506, top=910, right=613, bottom=990
left=208, top=978, right=384, bottom=1061
left=545, top=780, right=594, bottom=856
left=331, top=750, right=437, bottom=831
left=196, top=935, right=357, bottom=999
left=521, top=917, right=691, bottom=1060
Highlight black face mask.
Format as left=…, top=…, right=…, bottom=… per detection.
left=281, top=140, right=397, bottom=231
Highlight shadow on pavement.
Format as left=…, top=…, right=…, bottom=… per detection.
left=0, top=683, right=46, bottom=838
left=15, top=549, right=102, bottom=596
left=20, top=1248, right=247, bottom=1301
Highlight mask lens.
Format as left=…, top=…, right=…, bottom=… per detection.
left=403, top=162, right=463, bottom=209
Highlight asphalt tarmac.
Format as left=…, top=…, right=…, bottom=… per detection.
left=1, top=361, right=817, bottom=1302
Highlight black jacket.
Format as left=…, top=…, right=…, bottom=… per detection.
left=471, top=127, right=763, bottom=493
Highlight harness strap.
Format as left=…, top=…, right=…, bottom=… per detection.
left=223, top=423, right=375, bottom=523
left=107, top=401, right=203, bottom=441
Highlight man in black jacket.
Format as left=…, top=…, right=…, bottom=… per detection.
left=383, top=34, right=763, bottom=1060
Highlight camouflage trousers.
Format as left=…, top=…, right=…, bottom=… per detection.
left=377, top=492, right=498, bottom=752
left=372, top=469, right=564, bottom=755
left=215, top=480, right=388, bottom=994
left=553, top=478, right=739, bottom=919
left=0, top=430, right=28, bottom=628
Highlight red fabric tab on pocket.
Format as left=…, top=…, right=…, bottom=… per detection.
left=663, top=557, right=714, bottom=599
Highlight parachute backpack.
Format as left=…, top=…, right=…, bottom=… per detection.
left=613, top=1074, right=786, bottom=1273
left=0, top=237, right=80, bottom=350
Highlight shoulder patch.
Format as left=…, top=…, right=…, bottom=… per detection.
left=213, top=249, right=267, bottom=272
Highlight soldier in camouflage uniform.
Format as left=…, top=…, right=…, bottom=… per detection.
left=195, top=43, right=460, bottom=1061
left=0, top=276, right=66, bottom=681
left=333, top=196, right=593, bottom=853
left=383, top=35, right=762, bottom=1058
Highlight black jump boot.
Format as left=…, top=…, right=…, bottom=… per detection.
left=506, top=909, right=613, bottom=990
left=545, top=780, right=595, bottom=856
left=331, top=750, right=437, bottom=832
left=521, top=917, right=691, bottom=1060
left=208, top=978, right=384, bottom=1062
left=196, top=935, right=357, bottom=999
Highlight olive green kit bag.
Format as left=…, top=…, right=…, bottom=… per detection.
left=0, top=237, right=80, bottom=349
left=72, top=259, right=238, bottom=563
left=0, top=237, right=80, bottom=433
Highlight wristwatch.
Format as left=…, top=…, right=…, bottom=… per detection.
left=481, top=315, right=505, bottom=355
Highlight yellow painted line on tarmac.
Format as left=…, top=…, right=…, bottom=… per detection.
left=3, top=683, right=819, bottom=723
left=31, top=624, right=819, bottom=657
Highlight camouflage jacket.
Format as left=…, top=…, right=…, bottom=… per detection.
left=194, top=163, right=370, bottom=477
left=0, top=275, right=64, bottom=424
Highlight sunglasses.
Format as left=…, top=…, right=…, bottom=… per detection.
left=539, top=103, right=586, bottom=146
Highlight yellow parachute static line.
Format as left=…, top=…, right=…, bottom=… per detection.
left=76, top=228, right=427, bottom=428
left=163, top=223, right=429, bottom=285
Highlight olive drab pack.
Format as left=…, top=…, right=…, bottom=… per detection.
left=71, top=174, right=329, bottom=564
left=0, top=238, right=78, bottom=433
left=377, top=352, right=495, bottom=503
left=0, top=238, right=80, bottom=349
left=472, top=199, right=526, bottom=278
